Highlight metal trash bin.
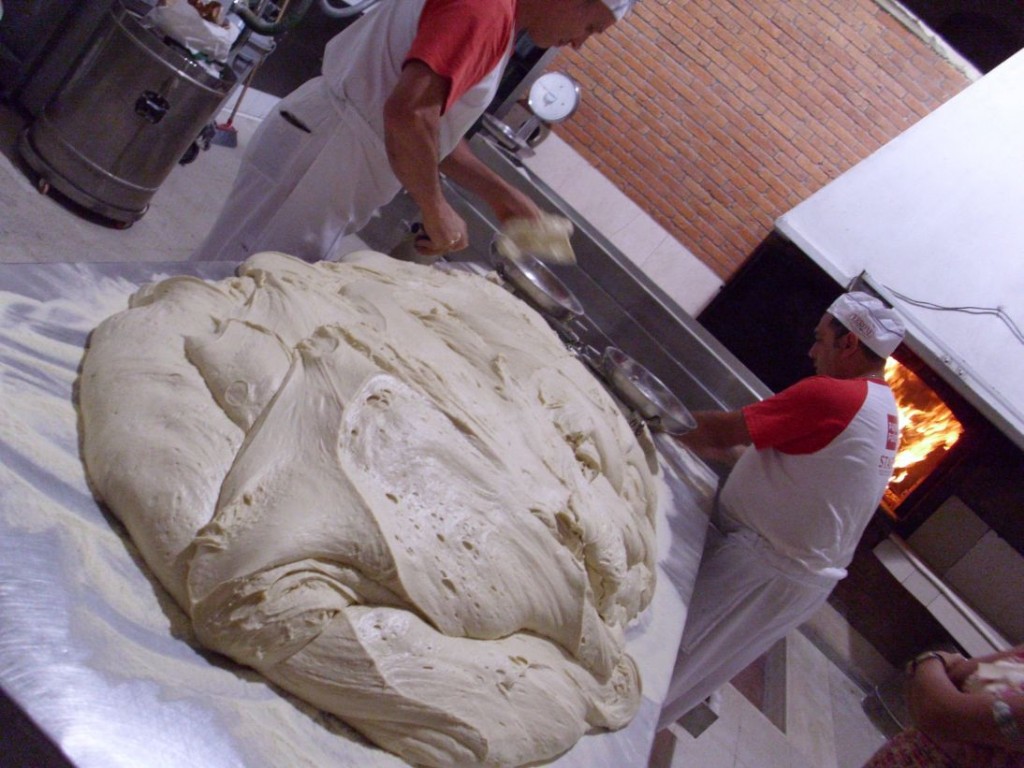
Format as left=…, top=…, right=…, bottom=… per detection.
left=18, top=0, right=237, bottom=225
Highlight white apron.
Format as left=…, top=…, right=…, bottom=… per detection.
left=657, top=524, right=838, bottom=729
left=193, top=0, right=511, bottom=263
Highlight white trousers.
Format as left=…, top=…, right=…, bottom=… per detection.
left=192, top=78, right=402, bottom=263
left=657, top=526, right=837, bottom=730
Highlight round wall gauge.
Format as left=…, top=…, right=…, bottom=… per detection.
left=527, top=72, right=581, bottom=123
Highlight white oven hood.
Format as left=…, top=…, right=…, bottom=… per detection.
left=775, top=49, right=1024, bottom=451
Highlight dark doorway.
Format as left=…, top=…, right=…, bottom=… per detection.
left=899, top=0, right=1024, bottom=73
left=250, top=5, right=361, bottom=98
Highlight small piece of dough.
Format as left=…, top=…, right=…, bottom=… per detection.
left=499, top=213, right=576, bottom=265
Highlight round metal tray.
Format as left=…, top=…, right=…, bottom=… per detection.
left=602, top=347, right=696, bottom=435
left=493, top=242, right=583, bottom=322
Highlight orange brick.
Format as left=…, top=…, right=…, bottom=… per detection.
left=546, top=0, right=969, bottom=279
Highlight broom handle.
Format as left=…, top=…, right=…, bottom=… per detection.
left=224, top=56, right=261, bottom=125
left=223, top=0, right=293, bottom=125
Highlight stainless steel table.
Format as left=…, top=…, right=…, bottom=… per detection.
left=0, top=260, right=716, bottom=767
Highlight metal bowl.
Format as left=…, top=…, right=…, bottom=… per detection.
left=492, top=241, right=583, bottom=321
left=602, top=347, right=697, bottom=435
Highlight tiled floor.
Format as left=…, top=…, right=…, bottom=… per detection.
left=655, top=627, right=898, bottom=768
left=2, top=92, right=898, bottom=768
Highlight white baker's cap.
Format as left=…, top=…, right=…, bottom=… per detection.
left=828, top=291, right=906, bottom=358
left=600, top=0, right=638, bottom=21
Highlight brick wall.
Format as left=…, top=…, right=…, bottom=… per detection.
left=552, top=0, right=970, bottom=280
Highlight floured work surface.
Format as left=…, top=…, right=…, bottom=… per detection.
left=0, top=255, right=713, bottom=768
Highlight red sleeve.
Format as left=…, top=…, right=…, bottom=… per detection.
left=406, top=0, right=515, bottom=112
left=741, top=376, right=869, bottom=455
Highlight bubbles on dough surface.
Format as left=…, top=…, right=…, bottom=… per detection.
left=79, top=252, right=658, bottom=767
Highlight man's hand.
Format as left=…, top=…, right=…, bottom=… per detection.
left=417, top=200, right=469, bottom=257
left=383, top=61, right=465, bottom=254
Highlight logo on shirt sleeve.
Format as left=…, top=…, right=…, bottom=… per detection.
left=886, top=413, right=899, bottom=451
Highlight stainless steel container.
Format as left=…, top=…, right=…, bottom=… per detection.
left=18, top=0, right=237, bottom=225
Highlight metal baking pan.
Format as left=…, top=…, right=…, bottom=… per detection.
left=492, top=240, right=583, bottom=321
left=602, top=347, right=697, bottom=436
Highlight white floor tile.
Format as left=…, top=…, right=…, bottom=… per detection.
left=606, top=208, right=673, bottom=268
left=657, top=623, right=892, bottom=768
left=735, top=696, right=799, bottom=768
left=785, top=631, right=839, bottom=768
left=828, top=664, right=890, bottom=768
left=219, top=87, right=280, bottom=122
left=1, top=102, right=254, bottom=265
left=668, top=691, right=742, bottom=768
left=522, top=133, right=592, bottom=194
left=641, top=236, right=723, bottom=316
left=800, top=602, right=896, bottom=690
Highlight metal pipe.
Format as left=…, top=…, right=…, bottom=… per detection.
left=231, top=0, right=314, bottom=36
left=318, top=0, right=381, bottom=18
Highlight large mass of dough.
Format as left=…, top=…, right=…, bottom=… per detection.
left=79, top=252, right=658, bottom=767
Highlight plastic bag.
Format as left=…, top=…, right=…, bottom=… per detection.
left=149, top=0, right=240, bottom=62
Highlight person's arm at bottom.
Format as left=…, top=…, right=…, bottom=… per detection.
left=908, top=655, right=1023, bottom=752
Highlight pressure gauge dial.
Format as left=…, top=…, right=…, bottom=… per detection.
left=527, top=72, right=581, bottom=124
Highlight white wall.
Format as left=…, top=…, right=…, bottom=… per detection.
left=776, top=50, right=1024, bottom=446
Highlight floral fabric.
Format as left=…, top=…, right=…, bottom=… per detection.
left=863, top=728, right=1024, bottom=768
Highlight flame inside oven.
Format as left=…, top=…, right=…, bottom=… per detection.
left=882, top=358, right=964, bottom=515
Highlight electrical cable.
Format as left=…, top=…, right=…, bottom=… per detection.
left=884, top=285, right=1024, bottom=346
left=232, top=0, right=314, bottom=35
left=319, top=0, right=381, bottom=19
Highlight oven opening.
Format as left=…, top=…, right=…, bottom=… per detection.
left=882, top=357, right=965, bottom=517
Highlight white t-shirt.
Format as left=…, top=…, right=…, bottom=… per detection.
left=719, top=376, right=899, bottom=577
left=321, top=0, right=514, bottom=158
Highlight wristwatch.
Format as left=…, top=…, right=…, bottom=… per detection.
left=992, top=699, right=1021, bottom=742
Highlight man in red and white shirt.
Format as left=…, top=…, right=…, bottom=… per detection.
left=194, top=0, right=634, bottom=263
left=659, top=291, right=906, bottom=729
